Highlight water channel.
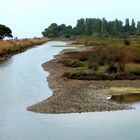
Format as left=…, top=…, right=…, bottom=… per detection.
left=0, top=41, right=140, bottom=140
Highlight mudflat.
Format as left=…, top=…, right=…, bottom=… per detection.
left=27, top=46, right=140, bottom=114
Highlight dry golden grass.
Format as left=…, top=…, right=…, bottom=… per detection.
left=0, top=38, right=49, bottom=56
left=125, top=63, right=140, bottom=74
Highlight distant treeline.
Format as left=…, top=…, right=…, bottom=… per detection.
left=42, top=18, right=140, bottom=38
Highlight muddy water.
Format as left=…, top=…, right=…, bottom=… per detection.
left=0, top=41, right=140, bottom=140
left=111, top=93, right=140, bottom=104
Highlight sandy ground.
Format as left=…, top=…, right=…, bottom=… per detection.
left=27, top=47, right=140, bottom=114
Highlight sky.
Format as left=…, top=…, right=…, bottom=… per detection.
left=0, top=0, right=139, bottom=38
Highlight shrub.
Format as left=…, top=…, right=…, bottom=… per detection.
left=88, top=62, right=99, bottom=70
left=107, top=64, right=119, bottom=74
left=118, top=63, right=125, bottom=72
left=124, top=40, right=130, bottom=46
left=125, top=63, right=140, bottom=75
left=95, top=66, right=108, bottom=75
left=60, top=59, right=84, bottom=67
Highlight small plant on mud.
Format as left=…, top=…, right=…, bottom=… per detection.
left=60, top=59, right=84, bottom=67
left=88, top=62, right=99, bottom=71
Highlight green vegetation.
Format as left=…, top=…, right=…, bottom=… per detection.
left=74, top=36, right=140, bottom=47
left=42, top=18, right=140, bottom=38
left=42, top=23, right=72, bottom=38
left=42, top=18, right=140, bottom=80
left=60, top=37, right=140, bottom=80
left=125, top=63, right=140, bottom=75
left=0, top=25, right=13, bottom=40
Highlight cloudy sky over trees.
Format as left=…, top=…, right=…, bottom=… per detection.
left=0, top=0, right=139, bottom=38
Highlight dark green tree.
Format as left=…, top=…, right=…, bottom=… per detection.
left=101, top=18, right=107, bottom=34
left=65, top=25, right=72, bottom=38
left=137, top=21, right=140, bottom=34
left=131, top=19, right=136, bottom=33
left=113, top=19, right=120, bottom=34
left=75, top=18, right=85, bottom=35
left=57, top=24, right=72, bottom=38
left=137, top=22, right=140, bottom=31
left=42, top=23, right=73, bottom=38
left=85, top=18, right=94, bottom=35
left=113, top=19, right=122, bottom=34
left=42, top=23, right=58, bottom=38
left=57, top=24, right=66, bottom=37
left=123, top=18, right=130, bottom=32
left=118, top=20, right=123, bottom=32
left=107, top=21, right=114, bottom=34
left=42, top=18, right=140, bottom=38
left=0, top=24, right=13, bottom=39
left=92, top=18, right=102, bottom=34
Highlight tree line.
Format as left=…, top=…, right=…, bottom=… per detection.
left=42, top=18, right=140, bottom=38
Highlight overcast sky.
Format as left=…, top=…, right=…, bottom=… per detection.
left=0, top=0, right=139, bottom=38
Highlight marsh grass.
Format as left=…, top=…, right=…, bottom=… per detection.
left=62, top=36, right=140, bottom=80
left=110, top=87, right=140, bottom=94
left=74, top=36, right=140, bottom=48
left=0, top=38, right=48, bottom=57
left=125, top=63, right=140, bottom=75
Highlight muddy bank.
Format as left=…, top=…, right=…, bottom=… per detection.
left=0, top=47, right=34, bottom=64
left=27, top=47, right=140, bottom=114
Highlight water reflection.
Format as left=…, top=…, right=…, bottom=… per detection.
left=111, top=93, right=140, bottom=104
left=0, top=58, right=12, bottom=68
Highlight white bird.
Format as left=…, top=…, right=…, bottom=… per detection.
left=107, top=94, right=112, bottom=100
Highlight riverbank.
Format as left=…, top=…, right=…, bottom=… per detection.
left=0, top=38, right=49, bottom=63
left=28, top=45, right=140, bottom=114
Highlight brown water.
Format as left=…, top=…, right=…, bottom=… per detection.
left=111, top=93, right=140, bottom=104
left=0, top=41, right=140, bottom=140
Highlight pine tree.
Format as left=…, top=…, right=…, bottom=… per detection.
left=114, top=19, right=120, bottom=34
left=42, top=18, right=140, bottom=38
left=124, top=18, right=130, bottom=32
left=75, top=18, right=85, bottom=35
left=131, top=19, right=136, bottom=33
left=101, top=18, right=107, bottom=34
left=137, top=21, right=140, bottom=32
left=85, top=18, right=94, bottom=35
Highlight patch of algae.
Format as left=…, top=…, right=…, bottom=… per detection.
left=109, top=87, right=140, bottom=95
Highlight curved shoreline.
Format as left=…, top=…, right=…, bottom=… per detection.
left=27, top=46, right=140, bottom=114
left=0, top=38, right=49, bottom=64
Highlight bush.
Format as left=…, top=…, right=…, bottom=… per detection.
left=107, top=64, right=119, bottom=74
left=88, top=62, right=99, bottom=70
left=125, top=63, right=140, bottom=75
left=60, top=59, right=84, bottom=67
left=124, top=40, right=130, bottom=46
